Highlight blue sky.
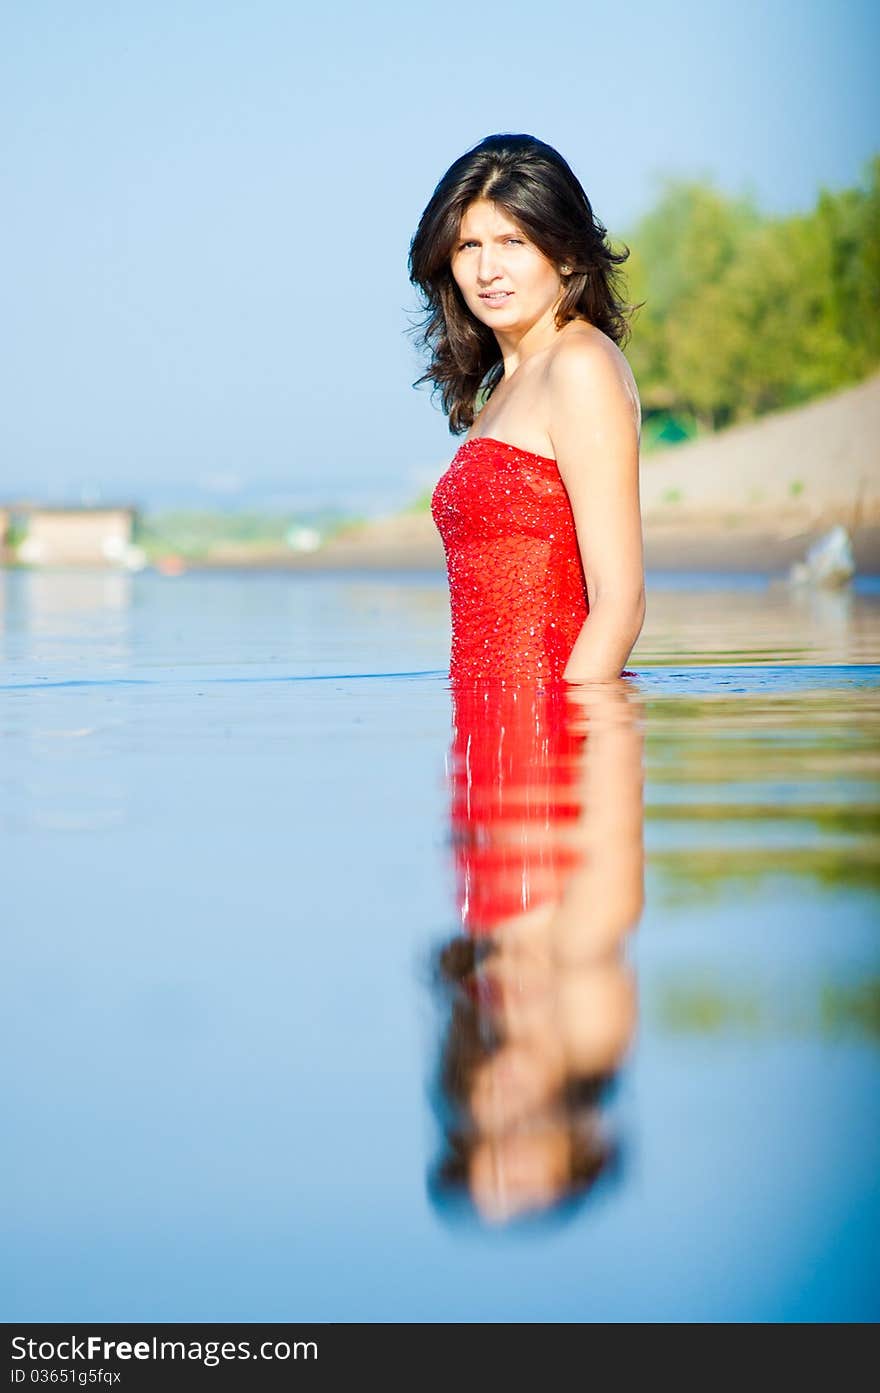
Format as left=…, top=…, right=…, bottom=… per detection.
left=2, top=0, right=878, bottom=514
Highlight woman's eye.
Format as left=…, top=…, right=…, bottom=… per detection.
left=459, top=237, right=524, bottom=249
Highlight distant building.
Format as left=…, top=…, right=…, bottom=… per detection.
left=5, top=505, right=141, bottom=567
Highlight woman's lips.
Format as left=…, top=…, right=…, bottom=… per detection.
left=479, top=291, right=514, bottom=308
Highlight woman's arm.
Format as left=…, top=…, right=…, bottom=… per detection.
left=547, top=339, right=646, bottom=682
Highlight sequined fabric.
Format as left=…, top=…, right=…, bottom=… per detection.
left=430, top=436, right=589, bottom=682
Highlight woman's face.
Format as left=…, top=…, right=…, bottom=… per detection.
left=450, top=198, right=564, bottom=334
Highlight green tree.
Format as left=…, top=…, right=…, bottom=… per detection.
left=621, top=157, right=880, bottom=434
left=625, top=178, right=760, bottom=424
left=817, top=153, right=880, bottom=376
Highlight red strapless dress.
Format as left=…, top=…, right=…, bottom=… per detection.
left=430, top=436, right=589, bottom=683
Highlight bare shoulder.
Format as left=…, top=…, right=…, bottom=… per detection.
left=546, top=322, right=641, bottom=429
left=543, top=324, right=642, bottom=493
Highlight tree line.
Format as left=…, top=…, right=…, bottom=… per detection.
left=621, top=153, right=879, bottom=436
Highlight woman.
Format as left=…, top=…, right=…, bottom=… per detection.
left=409, top=133, right=645, bottom=684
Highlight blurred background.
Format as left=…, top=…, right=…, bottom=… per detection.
left=1, top=0, right=877, bottom=561
left=2, top=0, right=879, bottom=1324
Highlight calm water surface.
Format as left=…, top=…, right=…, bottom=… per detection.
left=2, top=566, right=879, bottom=1322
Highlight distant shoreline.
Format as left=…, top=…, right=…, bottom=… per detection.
left=4, top=373, right=878, bottom=577
left=169, top=371, right=880, bottom=576
left=4, top=511, right=878, bottom=578
left=163, top=521, right=879, bottom=576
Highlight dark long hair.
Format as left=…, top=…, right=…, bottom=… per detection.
left=426, top=934, right=622, bottom=1227
left=408, top=132, right=640, bottom=433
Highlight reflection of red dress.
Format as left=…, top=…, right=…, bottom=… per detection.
left=446, top=680, right=587, bottom=935
left=431, top=436, right=590, bottom=683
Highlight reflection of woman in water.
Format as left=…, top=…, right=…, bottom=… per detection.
left=409, top=132, right=645, bottom=684
left=408, top=133, right=646, bottom=1223
left=429, top=681, right=645, bottom=1225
